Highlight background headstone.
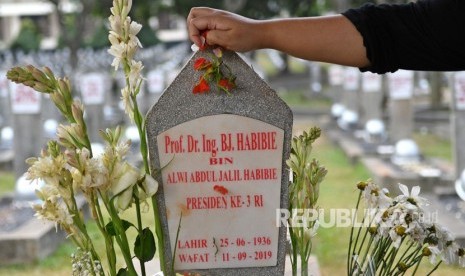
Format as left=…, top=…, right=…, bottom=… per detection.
left=361, top=72, right=383, bottom=123
left=342, top=66, right=361, bottom=113
left=308, top=62, right=322, bottom=94
left=387, top=70, right=414, bottom=142
left=451, top=72, right=465, bottom=179
left=327, top=64, right=344, bottom=103
left=146, top=50, right=293, bottom=275
left=9, top=83, right=42, bottom=179
left=78, top=72, right=107, bottom=142
left=0, top=71, right=11, bottom=128
left=147, top=69, right=165, bottom=95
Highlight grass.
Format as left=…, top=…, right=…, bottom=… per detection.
left=0, top=171, right=15, bottom=196
left=413, top=132, right=452, bottom=162
left=309, top=133, right=370, bottom=275
left=278, top=88, right=332, bottom=109
left=255, top=50, right=308, bottom=77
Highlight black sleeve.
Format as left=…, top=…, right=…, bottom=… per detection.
left=342, top=0, right=465, bottom=74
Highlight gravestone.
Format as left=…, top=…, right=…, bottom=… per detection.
left=308, top=62, right=322, bottom=94
left=327, top=64, right=344, bottom=104
left=387, top=70, right=414, bottom=142
left=144, top=68, right=166, bottom=113
left=146, top=49, right=293, bottom=275
left=147, top=69, right=165, bottom=95
left=9, top=82, right=42, bottom=179
left=342, top=66, right=361, bottom=113
left=361, top=72, right=382, bottom=123
left=338, top=67, right=360, bottom=130
left=0, top=71, right=11, bottom=128
left=451, top=72, right=465, bottom=179
left=78, top=72, right=108, bottom=142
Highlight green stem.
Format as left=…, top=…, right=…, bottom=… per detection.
left=411, top=255, right=423, bottom=275
left=172, top=213, right=183, bottom=273
left=134, top=196, right=146, bottom=276
left=301, top=257, right=309, bottom=276
left=131, top=93, right=165, bottom=273
left=151, top=196, right=166, bottom=272
left=95, top=198, right=117, bottom=276
left=102, top=194, right=138, bottom=276
left=68, top=189, right=100, bottom=261
left=348, top=192, right=362, bottom=274
left=426, top=260, right=442, bottom=275
left=375, top=238, right=390, bottom=275
left=358, top=234, right=375, bottom=273
left=288, top=226, right=298, bottom=276
left=388, top=242, right=417, bottom=275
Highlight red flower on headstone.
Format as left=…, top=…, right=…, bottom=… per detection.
left=193, top=76, right=210, bottom=94
left=192, top=47, right=236, bottom=94
left=218, top=78, right=236, bottom=93
left=194, top=58, right=212, bottom=71
left=213, top=184, right=229, bottom=195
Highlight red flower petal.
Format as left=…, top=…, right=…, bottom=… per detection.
left=193, top=77, right=210, bottom=94
left=218, top=78, right=236, bottom=91
left=194, top=58, right=212, bottom=70
left=213, top=185, right=228, bottom=195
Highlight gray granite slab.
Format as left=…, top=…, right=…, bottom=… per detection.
left=146, top=49, right=293, bottom=276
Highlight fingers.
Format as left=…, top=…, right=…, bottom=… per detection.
left=187, top=7, right=230, bottom=47
left=187, top=7, right=214, bottom=46
left=186, top=7, right=260, bottom=52
left=203, top=30, right=228, bottom=50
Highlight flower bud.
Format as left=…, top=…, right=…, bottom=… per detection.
left=71, top=100, right=85, bottom=127
left=31, top=67, right=49, bottom=84
left=142, top=174, right=158, bottom=197
left=33, top=82, right=52, bottom=94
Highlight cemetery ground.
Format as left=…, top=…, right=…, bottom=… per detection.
left=0, top=113, right=463, bottom=275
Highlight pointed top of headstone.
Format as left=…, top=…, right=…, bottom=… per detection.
left=147, top=49, right=292, bottom=133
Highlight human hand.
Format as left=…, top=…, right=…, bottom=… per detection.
left=187, top=7, right=265, bottom=52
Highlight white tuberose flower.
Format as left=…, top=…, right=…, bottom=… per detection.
left=108, top=42, right=126, bottom=70
left=120, top=86, right=134, bottom=120
left=111, top=162, right=140, bottom=211
left=139, top=174, right=158, bottom=201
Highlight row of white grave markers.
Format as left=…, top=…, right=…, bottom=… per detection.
left=0, top=43, right=191, bottom=185
left=328, top=64, right=416, bottom=141
left=329, top=64, right=465, bottom=197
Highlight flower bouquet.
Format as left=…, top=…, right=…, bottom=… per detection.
left=348, top=180, right=465, bottom=275
left=286, top=127, right=327, bottom=276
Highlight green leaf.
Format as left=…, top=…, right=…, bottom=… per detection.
left=134, top=227, right=156, bottom=262
left=116, top=268, right=129, bottom=276
left=105, top=220, right=133, bottom=236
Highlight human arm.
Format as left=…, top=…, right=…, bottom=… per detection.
left=188, top=0, right=465, bottom=74
left=187, top=7, right=371, bottom=68
left=343, top=0, right=465, bottom=73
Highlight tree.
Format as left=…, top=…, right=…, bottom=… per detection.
left=10, top=19, right=42, bottom=52
left=49, top=0, right=97, bottom=69
left=50, top=0, right=160, bottom=68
